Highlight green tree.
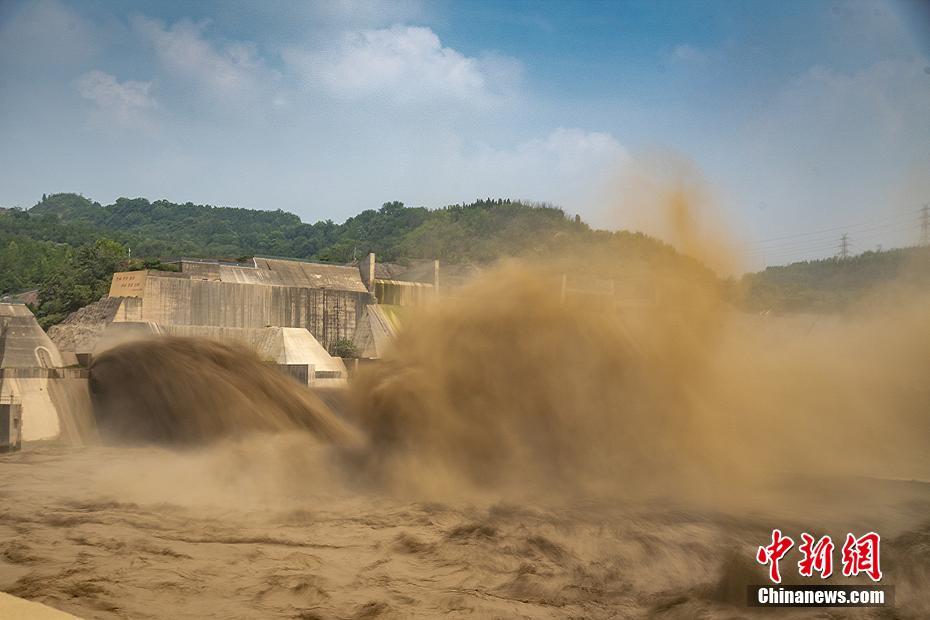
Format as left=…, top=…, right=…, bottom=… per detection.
left=34, top=238, right=129, bottom=328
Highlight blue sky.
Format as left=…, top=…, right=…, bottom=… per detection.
left=1, top=0, right=928, bottom=268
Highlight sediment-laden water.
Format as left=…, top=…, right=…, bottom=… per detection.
left=3, top=260, right=929, bottom=618
left=2, top=441, right=930, bottom=619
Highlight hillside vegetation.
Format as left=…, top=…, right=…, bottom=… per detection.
left=740, top=246, right=930, bottom=313
left=2, top=193, right=689, bottom=326
left=3, top=193, right=926, bottom=325
left=22, top=193, right=677, bottom=264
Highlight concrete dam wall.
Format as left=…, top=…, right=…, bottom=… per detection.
left=132, top=276, right=367, bottom=351
left=1, top=303, right=95, bottom=443
left=109, top=258, right=373, bottom=352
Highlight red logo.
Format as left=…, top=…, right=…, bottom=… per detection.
left=757, top=530, right=881, bottom=583
left=757, top=529, right=794, bottom=583
left=841, top=532, right=882, bottom=581
left=798, top=533, right=834, bottom=578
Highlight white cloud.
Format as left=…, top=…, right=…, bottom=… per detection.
left=733, top=55, right=930, bottom=253
left=0, top=0, right=96, bottom=70
left=74, top=70, right=156, bottom=129
left=284, top=25, right=520, bottom=105
left=468, top=128, right=627, bottom=179
left=779, top=59, right=929, bottom=143
left=132, top=16, right=276, bottom=96
left=404, top=127, right=629, bottom=224
left=542, top=127, right=629, bottom=176
left=745, top=56, right=930, bottom=180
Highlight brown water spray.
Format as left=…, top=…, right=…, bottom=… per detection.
left=86, top=181, right=930, bottom=505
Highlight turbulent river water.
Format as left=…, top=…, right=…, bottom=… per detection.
left=3, top=440, right=930, bottom=619
left=3, top=259, right=930, bottom=618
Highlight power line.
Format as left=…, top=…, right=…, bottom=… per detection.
left=747, top=215, right=919, bottom=252
left=753, top=242, right=847, bottom=261
left=746, top=217, right=920, bottom=257
left=746, top=237, right=852, bottom=256
left=850, top=221, right=920, bottom=243
left=748, top=234, right=860, bottom=256
left=757, top=225, right=921, bottom=264
left=751, top=212, right=919, bottom=246
left=755, top=243, right=849, bottom=264
left=744, top=206, right=927, bottom=267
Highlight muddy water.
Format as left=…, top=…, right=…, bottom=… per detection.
left=2, top=440, right=930, bottom=620
left=5, top=256, right=930, bottom=618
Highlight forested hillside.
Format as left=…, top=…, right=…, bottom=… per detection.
left=740, top=246, right=930, bottom=312
left=20, top=193, right=691, bottom=265
left=17, top=193, right=607, bottom=262
left=4, top=192, right=926, bottom=325
left=2, top=192, right=683, bottom=325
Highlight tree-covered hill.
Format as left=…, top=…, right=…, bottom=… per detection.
left=740, top=246, right=930, bottom=312
left=27, top=193, right=320, bottom=259
left=2, top=193, right=692, bottom=326
left=5, top=192, right=925, bottom=325
left=19, top=193, right=601, bottom=262
left=8, top=192, right=679, bottom=268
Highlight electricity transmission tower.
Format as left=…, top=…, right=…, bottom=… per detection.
left=838, top=233, right=850, bottom=260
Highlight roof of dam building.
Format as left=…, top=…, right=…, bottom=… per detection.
left=165, top=257, right=369, bottom=293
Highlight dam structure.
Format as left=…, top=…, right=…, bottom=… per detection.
left=51, top=254, right=451, bottom=372
left=90, top=257, right=373, bottom=384
left=0, top=303, right=92, bottom=442
left=107, top=257, right=371, bottom=351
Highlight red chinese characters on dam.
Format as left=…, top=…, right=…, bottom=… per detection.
left=756, top=531, right=882, bottom=583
